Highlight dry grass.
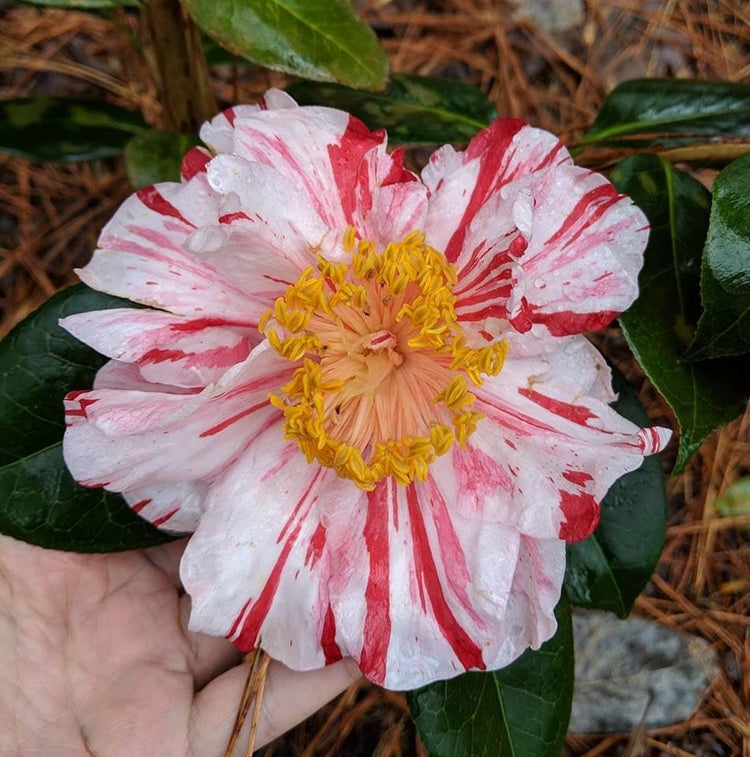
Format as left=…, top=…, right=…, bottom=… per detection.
left=0, top=1, right=748, bottom=754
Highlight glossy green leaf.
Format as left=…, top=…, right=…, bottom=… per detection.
left=287, top=74, right=496, bottom=145
left=612, top=154, right=746, bottom=470
left=564, top=368, right=666, bottom=617
left=124, top=130, right=199, bottom=189
left=0, top=97, right=146, bottom=162
left=583, top=79, right=750, bottom=147
left=180, top=0, right=388, bottom=90
left=683, top=153, right=750, bottom=360
left=408, top=598, right=573, bottom=757
left=0, top=285, right=176, bottom=551
left=21, top=0, right=138, bottom=6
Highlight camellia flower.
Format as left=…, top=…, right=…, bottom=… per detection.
left=62, top=90, right=670, bottom=689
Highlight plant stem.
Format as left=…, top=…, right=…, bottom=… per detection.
left=143, top=0, right=216, bottom=133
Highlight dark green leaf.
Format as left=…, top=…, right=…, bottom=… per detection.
left=564, top=368, right=666, bottom=617
left=21, top=0, right=137, bottom=7
left=180, top=0, right=388, bottom=90
left=203, top=37, right=243, bottom=66
left=583, top=79, right=750, bottom=147
left=408, top=598, right=573, bottom=757
left=124, top=130, right=199, bottom=189
left=0, top=446, right=174, bottom=552
left=683, top=153, right=750, bottom=360
left=287, top=74, right=496, bottom=145
left=0, top=285, right=175, bottom=551
left=612, top=154, right=746, bottom=470
left=0, top=97, right=146, bottom=162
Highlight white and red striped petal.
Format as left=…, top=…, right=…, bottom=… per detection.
left=506, top=165, right=649, bottom=336
left=461, top=337, right=670, bottom=542
left=423, top=119, right=571, bottom=265
left=181, top=426, right=359, bottom=670
left=182, top=455, right=564, bottom=690
left=199, top=90, right=299, bottom=155
left=229, top=108, right=374, bottom=231
left=207, top=100, right=423, bottom=241
left=331, top=479, right=563, bottom=688
left=61, top=308, right=254, bottom=388
left=92, top=359, right=199, bottom=394
left=63, top=343, right=290, bottom=492
left=347, top=145, right=427, bottom=249
left=79, top=174, right=259, bottom=324
left=124, top=481, right=208, bottom=532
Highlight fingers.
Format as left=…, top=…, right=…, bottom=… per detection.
left=189, top=656, right=363, bottom=755
left=142, top=537, right=189, bottom=587
left=179, top=594, right=243, bottom=690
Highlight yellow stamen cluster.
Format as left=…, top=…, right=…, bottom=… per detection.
left=263, top=228, right=508, bottom=490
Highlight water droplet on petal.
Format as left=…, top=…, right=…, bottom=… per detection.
left=184, top=225, right=228, bottom=254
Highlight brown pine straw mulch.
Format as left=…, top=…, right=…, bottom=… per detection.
left=1, top=1, right=748, bottom=754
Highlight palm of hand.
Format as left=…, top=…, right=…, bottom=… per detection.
left=0, top=535, right=359, bottom=756
left=0, top=536, right=212, bottom=755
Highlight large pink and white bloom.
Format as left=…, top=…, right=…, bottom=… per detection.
left=62, top=90, right=670, bottom=690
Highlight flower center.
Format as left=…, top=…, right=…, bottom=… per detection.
left=263, top=227, right=508, bottom=490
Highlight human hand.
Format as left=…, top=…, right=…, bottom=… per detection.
left=0, top=534, right=361, bottom=756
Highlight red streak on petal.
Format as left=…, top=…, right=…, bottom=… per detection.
left=518, top=388, right=597, bottom=426
left=136, top=186, right=195, bottom=228
left=227, top=598, right=252, bottom=639
left=263, top=274, right=293, bottom=286
left=278, top=469, right=322, bottom=544
left=232, top=537, right=294, bottom=651
left=132, top=498, right=151, bottom=513
left=444, top=119, right=526, bottom=262
left=224, top=107, right=236, bottom=126
left=66, top=390, right=89, bottom=401
left=558, top=490, right=599, bottom=542
left=508, top=235, right=528, bottom=258
left=406, top=486, right=485, bottom=671
left=139, top=341, right=249, bottom=370
left=321, top=604, right=343, bottom=664
left=424, top=477, right=484, bottom=627
left=457, top=303, right=508, bottom=322
left=198, top=400, right=268, bottom=437
left=168, top=317, right=251, bottom=332
left=139, top=347, right=188, bottom=364
left=219, top=211, right=251, bottom=224
left=327, top=115, right=381, bottom=223
left=305, top=523, right=327, bottom=569
left=382, top=147, right=418, bottom=186
left=544, top=184, right=618, bottom=250
left=562, top=470, right=593, bottom=486
left=181, top=147, right=211, bottom=181
left=359, top=479, right=392, bottom=686
left=260, top=441, right=298, bottom=483
left=227, top=482, right=318, bottom=651
left=478, top=394, right=556, bottom=436
left=65, top=397, right=99, bottom=419
left=152, top=508, right=179, bottom=527
left=530, top=307, right=618, bottom=336
left=638, top=426, right=668, bottom=455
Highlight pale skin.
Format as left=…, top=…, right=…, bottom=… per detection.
left=0, top=534, right=361, bottom=756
